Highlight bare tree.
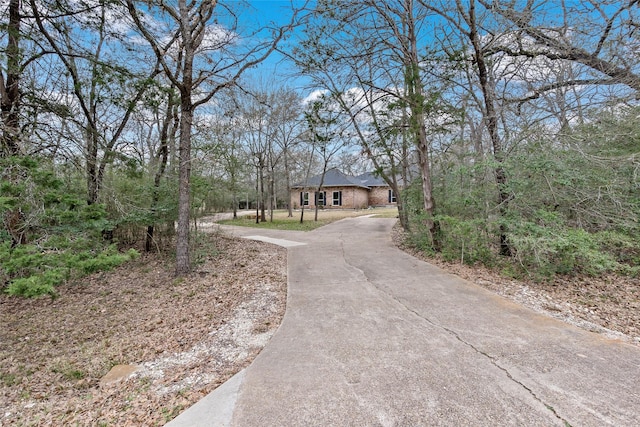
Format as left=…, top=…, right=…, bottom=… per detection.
left=421, top=0, right=513, bottom=255
left=238, top=90, right=271, bottom=223
left=304, top=96, right=350, bottom=221
left=30, top=0, right=162, bottom=204
left=480, top=0, right=640, bottom=99
left=127, top=0, right=299, bottom=274
left=270, top=89, right=305, bottom=217
left=296, top=0, right=444, bottom=236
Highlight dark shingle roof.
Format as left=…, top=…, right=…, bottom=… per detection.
left=292, top=168, right=370, bottom=189
left=354, top=172, right=388, bottom=187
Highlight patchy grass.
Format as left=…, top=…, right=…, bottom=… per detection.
left=219, top=207, right=398, bottom=230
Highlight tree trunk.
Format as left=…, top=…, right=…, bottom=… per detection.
left=314, top=168, right=327, bottom=222
left=259, top=159, right=266, bottom=222
left=1, top=0, right=21, bottom=157
left=285, top=149, right=293, bottom=217
left=146, top=94, right=173, bottom=252
left=255, top=164, right=260, bottom=224
left=405, top=7, right=438, bottom=247
left=269, top=167, right=275, bottom=222
left=469, top=0, right=511, bottom=256
left=86, top=130, right=99, bottom=204
left=232, top=193, right=238, bottom=219
left=175, top=91, right=193, bottom=275
left=1, top=0, right=25, bottom=246
left=399, top=127, right=410, bottom=231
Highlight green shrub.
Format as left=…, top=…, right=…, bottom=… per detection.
left=6, top=269, right=65, bottom=298
left=595, top=230, right=640, bottom=266
left=403, top=205, right=633, bottom=280
left=405, top=212, right=437, bottom=254
left=1, top=157, right=140, bottom=297
left=1, top=242, right=139, bottom=297
left=507, top=211, right=619, bottom=279
left=434, top=215, right=495, bottom=266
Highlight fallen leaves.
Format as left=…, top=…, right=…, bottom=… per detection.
left=0, top=235, right=287, bottom=426
left=393, top=226, right=640, bottom=345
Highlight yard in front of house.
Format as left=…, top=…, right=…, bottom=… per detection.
left=216, top=207, right=399, bottom=231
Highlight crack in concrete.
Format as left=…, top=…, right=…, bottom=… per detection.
left=392, top=296, right=572, bottom=427
left=337, top=236, right=572, bottom=426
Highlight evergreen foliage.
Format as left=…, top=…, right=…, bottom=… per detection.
left=1, top=157, right=139, bottom=297
left=405, top=107, right=640, bottom=280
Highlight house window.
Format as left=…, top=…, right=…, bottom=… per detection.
left=332, top=191, right=342, bottom=206
left=316, top=191, right=327, bottom=206
left=388, top=189, right=396, bottom=203
left=300, top=192, right=310, bottom=206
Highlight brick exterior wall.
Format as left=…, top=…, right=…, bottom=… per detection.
left=291, top=187, right=370, bottom=209
left=369, top=186, right=397, bottom=206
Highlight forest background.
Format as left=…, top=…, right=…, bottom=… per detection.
left=2, top=0, right=640, bottom=297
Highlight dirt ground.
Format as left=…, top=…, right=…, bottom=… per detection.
left=393, top=226, right=640, bottom=346
left=2, top=221, right=638, bottom=426
left=0, top=234, right=287, bottom=426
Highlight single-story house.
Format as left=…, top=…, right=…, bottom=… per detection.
left=290, top=168, right=398, bottom=209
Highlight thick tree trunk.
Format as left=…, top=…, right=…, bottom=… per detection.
left=1, top=0, right=25, bottom=246
left=415, top=131, right=438, bottom=248
left=399, top=130, right=410, bottom=231
left=405, top=7, right=438, bottom=247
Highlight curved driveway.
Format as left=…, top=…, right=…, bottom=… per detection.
left=169, top=216, right=640, bottom=426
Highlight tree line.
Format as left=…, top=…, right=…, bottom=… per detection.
left=299, top=0, right=640, bottom=278
left=0, top=0, right=326, bottom=296
left=2, top=0, right=640, bottom=296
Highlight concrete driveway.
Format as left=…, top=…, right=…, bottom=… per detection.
left=168, top=216, right=640, bottom=426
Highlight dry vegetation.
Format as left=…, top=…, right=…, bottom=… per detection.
left=393, top=226, right=640, bottom=346
left=0, top=234, right=287, bottom=426
left=2, top=214, right=639, bottom=426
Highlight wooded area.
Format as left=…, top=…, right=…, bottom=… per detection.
left=2, top=0, right=639, bottom=297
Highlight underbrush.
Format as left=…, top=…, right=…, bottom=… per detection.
left=1, top=241, right=139, bottom=297
left=405, top=212, right=640, bottom=281
left=1, top=157, right=141, bottom=297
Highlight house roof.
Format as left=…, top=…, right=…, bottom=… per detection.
left=354, top=172, right=388, bottom=187
left=292, top=168, right=371, bottom=189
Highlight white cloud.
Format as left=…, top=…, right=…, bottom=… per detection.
left=302, top=89, right=327, bottom=105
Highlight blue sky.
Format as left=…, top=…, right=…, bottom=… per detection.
left=235, top=1, right=315, bottom=92
left=244, top=0, right=312, bottom=26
